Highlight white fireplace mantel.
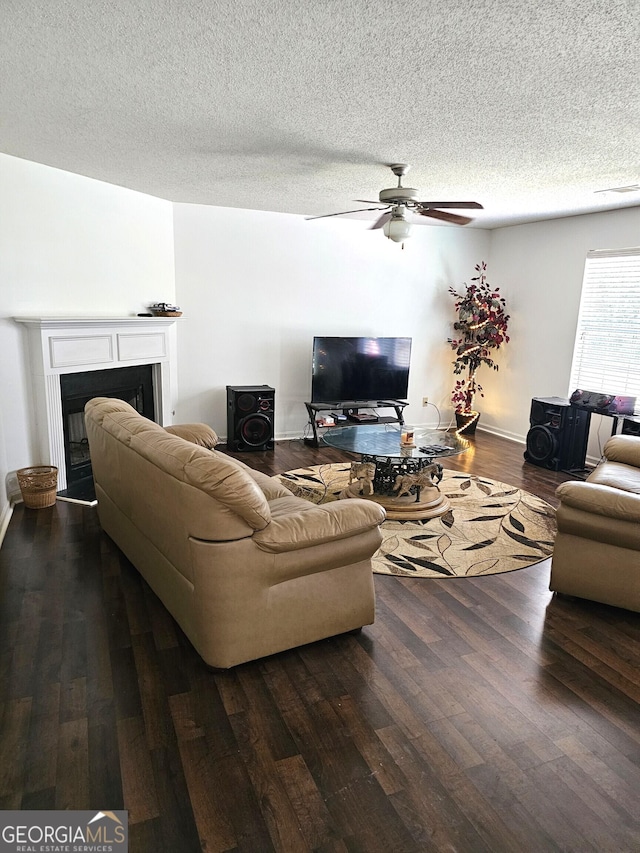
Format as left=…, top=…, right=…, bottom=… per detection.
left=15, top=316, right=179, bottom=490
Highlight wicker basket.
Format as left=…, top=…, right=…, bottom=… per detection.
left=17, top=465, right=58, bottom=508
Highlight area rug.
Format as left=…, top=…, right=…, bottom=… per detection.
left=277, top=464, right=556, bottom=578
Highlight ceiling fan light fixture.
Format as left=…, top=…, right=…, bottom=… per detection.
left=383, top=207, right=412, bottom=243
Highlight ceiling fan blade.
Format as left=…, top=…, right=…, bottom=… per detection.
left=355, top=199, right=383, bottom=204
left=418, top=209, right=474, bottom=226
left=305, top=206, right=389, bottom=221
left=417, top=201, right=483, bottom=209
left=370, top=212, right=392, bottom=230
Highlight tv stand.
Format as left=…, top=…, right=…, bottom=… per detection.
left=304, top=400, right=408, bottom=447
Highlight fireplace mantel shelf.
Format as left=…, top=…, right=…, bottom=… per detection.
left=15, top=316, right=180, bottom=328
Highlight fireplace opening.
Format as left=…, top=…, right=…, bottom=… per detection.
left=59, top=365, right=155, bottom=501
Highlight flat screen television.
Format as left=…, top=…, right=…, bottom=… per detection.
left=311, top=336, right=412, bottom=403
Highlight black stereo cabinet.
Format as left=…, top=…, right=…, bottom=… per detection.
left=227, top=385, right=275, bottom=451
left=304, top=400, right=408, bottom=447
left=525, top=396, right=640, bottom=474
left=524, top=396, right=590, bottom=472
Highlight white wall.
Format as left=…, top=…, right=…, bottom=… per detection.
left=0, top=154, right=175, bottom=511
left=488, top=206, right=640, bottom=454
left=173, top=203, right=491, bottom=439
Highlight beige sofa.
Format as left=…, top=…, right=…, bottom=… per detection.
left=550, top=435, right=640, bottom=611
left=84, top=397, right=385, bottom=668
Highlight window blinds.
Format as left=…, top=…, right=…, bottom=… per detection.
left=569, top=248, right=640, bottom=412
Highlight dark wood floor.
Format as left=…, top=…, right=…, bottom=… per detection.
left=1, top=431, right=640, bottom=852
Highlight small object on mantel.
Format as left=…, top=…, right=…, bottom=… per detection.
left=137, top=312, right=153, bottom=317
left=149, top=302, right=182, bottom=317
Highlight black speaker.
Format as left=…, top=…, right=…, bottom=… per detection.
left=226, top=385, right=275, bottom=451
left=621, top=416, right=640, bottom=437
left=524, top=396, right=590, bottom=471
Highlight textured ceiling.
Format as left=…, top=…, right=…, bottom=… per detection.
left=2, top=0, right=640, bottom=228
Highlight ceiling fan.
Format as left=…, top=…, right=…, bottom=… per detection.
left=306, top=164, right=483, bottom=243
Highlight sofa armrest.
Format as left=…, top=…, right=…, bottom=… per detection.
left=253, top=497, right=385, bottom=553
left=556, top=480, right=640, bottom=524
left=602, top=435, right=640, bottom=468
left=165, top=423, right=219, bottom=449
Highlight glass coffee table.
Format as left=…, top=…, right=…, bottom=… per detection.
left=322, top=424, right=469, bottom=519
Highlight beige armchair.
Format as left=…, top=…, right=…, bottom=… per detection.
left=550, top=435, right=640, bottom=611
left=84, top=397, right=385, bottom=668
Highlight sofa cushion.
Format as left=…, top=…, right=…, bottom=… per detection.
left=253, top=496, right=386, bottom=553
left=211, top=451, right=295, bottom=500
left=182, top=451, right=271, bottom=529
left=587, top=460, right=640, bottom=496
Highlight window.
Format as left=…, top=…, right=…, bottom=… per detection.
left=569, top=248, right=640, bottom=413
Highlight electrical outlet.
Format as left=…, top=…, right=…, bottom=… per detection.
left=422, top=396, right=429, bottom=407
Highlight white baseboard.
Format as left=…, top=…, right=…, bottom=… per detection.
left=475, top=424, right=526, bottom=444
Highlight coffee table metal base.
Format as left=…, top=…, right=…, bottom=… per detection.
left=339, top=482, right=451, bottom=520
left=321, top=424, right=467, bottom=520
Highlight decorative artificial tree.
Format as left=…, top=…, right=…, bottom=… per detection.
left=448, top=262, right=510, bottom=434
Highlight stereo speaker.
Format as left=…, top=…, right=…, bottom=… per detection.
left=524, top=396, right=590, bottom=471
left=621, top=417, right=640, bottom=437
left=226, top=385, right=275, bottom=451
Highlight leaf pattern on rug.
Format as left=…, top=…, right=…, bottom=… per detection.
left=441, top=510, right=455, bottom=528
left=463, top=538, right=498, bottom=551
left=386, top=553, right=455, bottom=576
left=465, top=558, right=501, bottom=576
left=503, top=527, right=553, bottom=553
left=277, top=466, right=556, bottom=578
left=437, top=533, right=452, bottom=556
left=476, top=482, right=493, bottom=495
left=469, top=514, right=510, bottom=521
left=509, top=514, right=525, bottom=533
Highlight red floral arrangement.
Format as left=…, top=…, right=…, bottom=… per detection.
left=449, top=262, right=510, bottom=415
